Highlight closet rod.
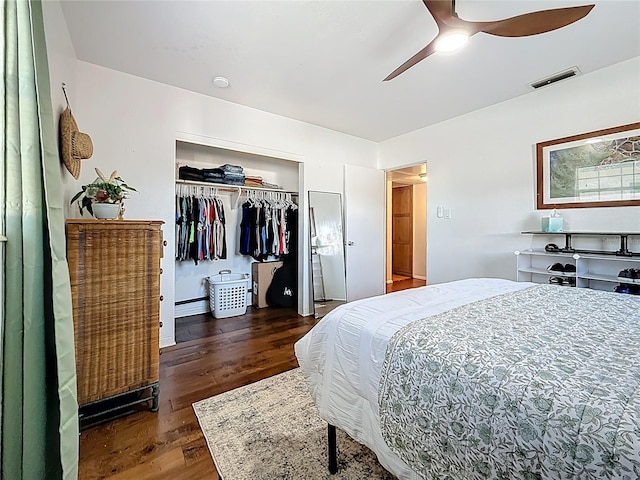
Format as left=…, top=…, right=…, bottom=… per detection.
left=175, top=179, right=298, bottom=195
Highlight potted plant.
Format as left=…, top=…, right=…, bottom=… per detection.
left=71, top=168, right=137, bottom=219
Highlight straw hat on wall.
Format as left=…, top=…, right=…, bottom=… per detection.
left=60, top=107, right=93, bottom=179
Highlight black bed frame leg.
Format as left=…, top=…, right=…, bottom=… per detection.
left=328, top=424, right=337, bottom=474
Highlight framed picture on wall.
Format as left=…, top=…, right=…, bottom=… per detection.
left=536, top=122, right=640, bottom=209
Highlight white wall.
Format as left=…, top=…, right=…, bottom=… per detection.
left=42, top=1, right=77, bottom=191
left=65, top=61, right=377, bottom=347
left=413, top=182, right=427, bottom=280
left=379, top=57, right=640, bottom=285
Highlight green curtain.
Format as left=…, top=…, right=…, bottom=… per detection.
left=1, top=1, right=79, bottom=479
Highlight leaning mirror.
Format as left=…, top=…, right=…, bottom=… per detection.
left=308, top=191, right=347, bottom=318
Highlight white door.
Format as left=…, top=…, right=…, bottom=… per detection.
left=344, top=164, right=386, bottom=301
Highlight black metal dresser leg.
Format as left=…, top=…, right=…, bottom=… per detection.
left=151, top=383, right=160, bottom=412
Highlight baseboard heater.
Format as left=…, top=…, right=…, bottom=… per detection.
left=175, top=293, right=251, bottom=318
left=175, top=296, right=209, bottom=318
left=175, top=296, right=208, bottom=306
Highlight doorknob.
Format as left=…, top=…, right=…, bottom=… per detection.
left=347, top=241, right=354, bottom=246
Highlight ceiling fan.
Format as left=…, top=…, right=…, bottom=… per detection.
left=384, top=0, right=595, bottom=81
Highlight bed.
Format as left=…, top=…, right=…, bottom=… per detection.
left=294, top=278, right=640, bottom=479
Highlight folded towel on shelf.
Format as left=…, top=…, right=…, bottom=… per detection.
left=244, top=176, right=263, bottom=187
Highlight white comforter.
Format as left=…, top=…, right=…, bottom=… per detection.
left=294, top=278, right=534, bottom=479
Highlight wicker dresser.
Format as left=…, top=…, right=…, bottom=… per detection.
left=66, top=220, right=164, bottom=419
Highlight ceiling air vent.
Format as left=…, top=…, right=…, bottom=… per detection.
left=530, top=67, right=581, bottom=89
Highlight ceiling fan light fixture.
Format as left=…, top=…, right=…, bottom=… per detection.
left=434, top=31, right=469, bottom=53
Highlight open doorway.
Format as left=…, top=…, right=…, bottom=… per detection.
left=385, top=164, right=427, bottom=294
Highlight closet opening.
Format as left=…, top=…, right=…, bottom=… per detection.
left=385, top=163, right=427, bottom=294
left=173, top=140, right=302, bottom=343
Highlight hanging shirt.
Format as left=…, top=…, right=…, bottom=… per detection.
left=271, top=205, right=279, bottom=257
left=240, top=202, right=251, bottom=256
left=174, top=193, right=227, bottom=264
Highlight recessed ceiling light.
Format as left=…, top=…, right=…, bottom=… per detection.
left=212, top=76, right=230, bottom=88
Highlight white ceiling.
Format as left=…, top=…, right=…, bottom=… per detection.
left=60, top=0, right=640, bottom=142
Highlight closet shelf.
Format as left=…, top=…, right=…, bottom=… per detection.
left=175, top=179, right=298, bottom=195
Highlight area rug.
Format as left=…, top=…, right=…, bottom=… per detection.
left=192, top=368, right=394, bottom=479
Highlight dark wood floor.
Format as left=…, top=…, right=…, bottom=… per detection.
left=386, top=277, right=426, bottom=293
left=78, top=279, right=424, bottom=479
left=78, top=307, right=316, bottom=479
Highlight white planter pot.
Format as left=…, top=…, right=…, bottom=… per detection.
left=92, top=202, right=121, bottom=220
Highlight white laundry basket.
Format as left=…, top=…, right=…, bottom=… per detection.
left=208, top=270, right=250, bottom=318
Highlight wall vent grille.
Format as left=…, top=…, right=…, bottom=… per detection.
left=531, top=67, right=581, bottom=89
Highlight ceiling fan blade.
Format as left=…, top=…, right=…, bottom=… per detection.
left=479, top=5, right=594, bottom=38
left=384, top=38, right=438, bottom=81
left=382, top=1, right=453, bottom=82
left=383, top=2, right=594, bottom=81
left=422, top=0, right=454, bottom=27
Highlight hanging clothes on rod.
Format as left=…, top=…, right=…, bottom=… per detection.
left=239, top=190, right=298, bottom=262
left=175, top=184, right=227, bottom=264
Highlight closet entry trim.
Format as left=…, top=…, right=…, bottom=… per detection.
left=175, top=132, right=305, bottom=164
